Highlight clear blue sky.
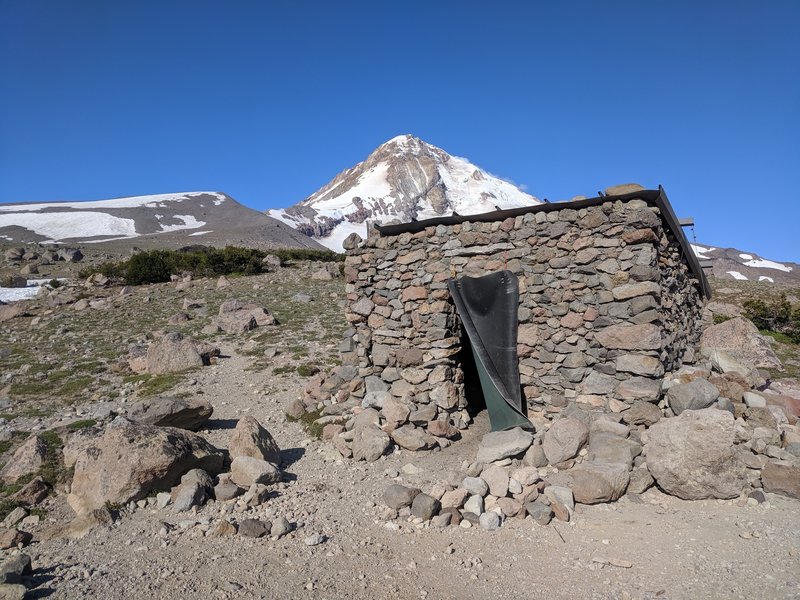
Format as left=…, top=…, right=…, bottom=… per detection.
left=1, top=1, right=798, bottom=260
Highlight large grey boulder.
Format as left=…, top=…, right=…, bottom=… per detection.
left=145, top=333, right=206, bottom=374
left=543, top=418, right=589, bottom=465
left=228, top=416, right=281, bottom=465
left=700, top=317, right=782, bottom=370
left=476, top=427, right=534, bottom=463
left=645, top=408, right=745, bottom=500
left=68, top=418, right=223, bottom=515
left=666, top=378, right=720, bottom=415
left=382, top=484, right=420, bottom=509
left=127, top=397, right=213, bottom=431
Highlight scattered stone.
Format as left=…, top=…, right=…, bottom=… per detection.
left=304, top=534, right=325, bottom=546
left=543, top=417, right=589, bottom=465
left=0, top=529, right=31, bottom=550
left=571, top=463, right=630, bottom=504
left=476, top=427, right=534, bottom=463
left=666, top=378, right=720, bottom=415
left=480, top=465, right=510, bottom=498
left=352, top=425, right=391, bottom=462
left=410, top=493, right=441, bottom=520
left=463, top=495, right=484, bottom=516
left=479, top=511, right=501, bottom=531
left=208, top=519, right=237, bottom=537
left=525, top=502, right=553, bottom=525
left=238, top=518, right=270, bottom=538
left=462, top=477, right=489, bottom=497
left=10, top=476, right=48, bottom=505
left=761, top=462, right=800, bottom=500
left=229, top=457, right=281, bottom=488
left=271, top=516, right=292, bottom=539
left=383, top=485, right=420, bottom=510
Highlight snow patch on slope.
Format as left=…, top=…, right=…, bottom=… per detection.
left=727, top=271, right=748, bottom=280
left=741, top=257, right=792, bottom=272
left=690, top=244, right=716, bottom=260
left=0, top=212, right=137, bottom=240
left=159, top=215, right=205, bottom=233
left=0, top=192, right=226, bottom=212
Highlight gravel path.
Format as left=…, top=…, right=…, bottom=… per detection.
left=21, top=342, right=800, bottom=600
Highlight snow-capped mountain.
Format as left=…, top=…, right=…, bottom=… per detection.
left=691, top=244, right=799, bottom=285
left=269, top=135, right=541, bottom=251
left=0, top=192, right=324, bottom=250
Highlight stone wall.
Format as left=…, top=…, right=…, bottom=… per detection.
left=342, top=196, right=707, bottom=433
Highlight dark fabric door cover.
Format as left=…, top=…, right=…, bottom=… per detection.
left=448, top=271, right=533, bottom=432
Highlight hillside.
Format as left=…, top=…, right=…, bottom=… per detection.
left=0, top=191, right=325, bottom=251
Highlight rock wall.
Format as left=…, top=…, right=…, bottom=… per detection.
left=342, top=197, right=707, bottom=432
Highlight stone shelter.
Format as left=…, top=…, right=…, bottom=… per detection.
left=340, top=186, right=711, bottom=435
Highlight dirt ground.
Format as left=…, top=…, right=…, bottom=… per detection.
left=21, top=345, right=800, bottom=600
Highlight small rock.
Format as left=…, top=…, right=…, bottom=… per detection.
left=479, top=511, right=501, bottom=531
left=304, top=534, right=325, bottom=546
left=383, top=485, right=420, bottom=510
left=238, top=518, right=270, bottom=538
left=476, top=427, right=534, bottom=463
left=410, top=493, right=441, bottom=521
left=271, top=516, right=292, bottom=539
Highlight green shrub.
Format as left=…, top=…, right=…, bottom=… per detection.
left=713, top=314, right=732, bottom=325
left=296, top=364, right=320, bottom=377
left=743, top=294, right=800, bottom=343
left=81, top=246, right=343, bottom=286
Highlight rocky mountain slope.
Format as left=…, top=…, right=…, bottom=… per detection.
left=691, top=244, right=798, bottom=285
left=0, top=191, right=325, bottom=251
left=269, top=135, right=542, bottom=250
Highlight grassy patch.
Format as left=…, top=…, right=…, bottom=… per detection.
left=67, top=419, right=98, bottom=430
left=296, top=364, right=320, bottom=377
left=131, top=372, right=186, bottom=397
left=286, top=408, right=324, bottom=439
left=272, top=365, right=296, bottom=376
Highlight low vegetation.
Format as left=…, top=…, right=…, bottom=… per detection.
left=743, top=293, right=800, bottom=343
left=80, top=246, right=343, bottom=285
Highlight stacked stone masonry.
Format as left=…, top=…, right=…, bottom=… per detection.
left=342, top=196, right=707, bottom=433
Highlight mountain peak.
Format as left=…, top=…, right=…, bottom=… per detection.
left=269, top=138, right=541, bottom=251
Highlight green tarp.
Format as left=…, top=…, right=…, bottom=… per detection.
left=448, top=271, right=533, bottom=432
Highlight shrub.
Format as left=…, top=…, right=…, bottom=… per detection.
left=743, top=294, right=800, bottom=343
left=81, top=246, right=343, bottom=286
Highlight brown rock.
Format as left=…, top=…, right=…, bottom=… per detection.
left=228, top=416, right=281, bottom=465
left=427, top=420, right=459, bottom=439
left=0, top=528, right=32, bottom=549
left=0, top=435, right=47, bottom=484
left=145, top=333, right=203, bottom=374
left=761, top=462, right=800, bottom=499
left=11, top=476, right=49, bottom=505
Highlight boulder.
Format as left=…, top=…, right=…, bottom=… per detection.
left=411, top=493, right=440, bottom=520
left=615, top=377, right=662, bottom=402
left=571, top=462, right=630, bottom=504
left=476, top=427, right=534, bottom=463
left=700, top=317, right=782, bottom=370
left=595, top=323, right=661, bottom=350
left=0, top=553, right=31, bottom=584
left=67, top=418, right=224, bottom=515
left=0, top=529, right=31, bottom=550
left=11, top=476, right=49, bottom=505
left=622, top=401, right=662, bottom=426
left=145, top=333, right=204, bottom=374
left=666, top=378, right=720, bottom=415
left=126, top=397, right=213, bottom=431
left=383, top=484, right=420, bottom=509
left=0, top=435, right=47, bottom=484
left=352, top=425, right=390, bottom=462
left=228, top=416, right=281, bottom=465
left=238, top=518, right=270, bottom=538
left=480, top=465, right=510, bottom=498
left=229, top=456, right=281, bottom=488
left=645, top=408, right=745, bottom=500
left=543, top=417, right=589, bottom=465
left=0, top=304, right=26, bottom=323
left=761, top=462, right=800, bottom=500
left=390, top=425, right=436, bottom=451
